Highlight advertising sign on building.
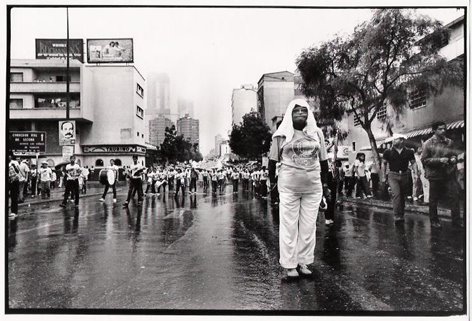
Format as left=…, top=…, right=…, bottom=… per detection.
left=87, top=38, right=133, bottom=63
left=62, top=146, right=75, bottom=162
left=9, top=131, right=46, bottom=155
left=35, top=39, right=84, bottom=63
left=59, top=120, right=76, bottom=146
left=82, top=145, right=146, bottom=154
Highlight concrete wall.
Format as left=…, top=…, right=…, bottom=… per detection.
left=81, top=66, right=136, bottom=145
left=232, top=88, right=257, bottom=126
left=262, top=81, right=294, bottom=131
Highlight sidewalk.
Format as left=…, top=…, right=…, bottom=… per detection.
left=341, top=196, right=464, bottom=220
left=12, top=182, right=127, bottom=208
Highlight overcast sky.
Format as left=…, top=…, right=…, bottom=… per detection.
left=9, top=6, right=464, bottom=155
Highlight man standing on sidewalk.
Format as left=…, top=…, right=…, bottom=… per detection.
left=421, top=121, right=462, bottom=229
left=38, top=161, right=53, bottom=199
left=382, top=134, right=415, bottom=223
left=8, top=151, right=21, bottom=219
left=60, top=155, right=81, bottom=208
left=18, top=158, right=30, bottom=203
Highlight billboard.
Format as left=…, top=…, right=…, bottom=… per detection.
left=9, top=131, right=46, bottom=155
left=59, top=120, right=76, bottom=146
left=36, top=39, right=84, bottom=63
left=87, top=38, right=133, bottom=63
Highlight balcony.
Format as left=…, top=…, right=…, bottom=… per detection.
left=10, top=81, right=81, bottom=94
left=9, top=107, right=92, bottom=122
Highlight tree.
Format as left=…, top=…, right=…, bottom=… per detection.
left=229, top=112, right=272, bottom=160
left=160, top=125, right=178, bottom=163
left=160, top=125, right=203, bottom=163
left=296, top=9, right=463, bottom=174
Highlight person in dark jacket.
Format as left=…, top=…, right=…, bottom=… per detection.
left=421, top=121, right=462, bottom=229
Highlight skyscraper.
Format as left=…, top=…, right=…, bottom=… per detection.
left=149, top=116, right=174, bottom=147
left=147, top=73, right=170, bottom=114
left=176, top=114, right=199, bottom=147
left=178, top=99, right=194, bottom=118
left=231, top=84, right=257, bottom=126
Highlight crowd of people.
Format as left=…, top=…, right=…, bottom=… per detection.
left=7, top=99, right=465, bottom=279
left=7, top=153, right=91, bottom=218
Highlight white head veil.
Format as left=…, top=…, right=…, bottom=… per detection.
left=272, top=98, right=320, bottom=146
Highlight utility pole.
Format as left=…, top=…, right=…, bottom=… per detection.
left=66, top=7, right=70, bottom=119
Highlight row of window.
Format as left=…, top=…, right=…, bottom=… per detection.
left=9, top=96, right=81, bottom=109
left=10, top=72, right=73, bottom=83
left=353, top=90, right=427, bottom=127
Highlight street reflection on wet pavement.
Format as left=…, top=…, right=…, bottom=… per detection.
left=7, top=190, right=465, bottom=312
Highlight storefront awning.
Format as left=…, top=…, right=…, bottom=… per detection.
left=404, top=120, right=464, bottom=139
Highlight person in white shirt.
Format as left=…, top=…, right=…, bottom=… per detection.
left=251, top=168, right=261, bottom=196
left=231, top=169, right=240, bottom=193
left=80, top=166, right=90, bottom=194
left=18, top=159, right=30, bottom=202
left=210, top=169, right=218, bottom=194
left=38, top=161, right=53, bottom=199
left=217, top=169, right=226, bottom=194
left=260, top=166, right=269, bottom=198
left=60, top=155, right=81, bottom=207
left=175, top=168, right=186, bottom=197
left=123, top=155, right=145, bottom=207
left=268, top=99, right=330, bottom=278
left=100, top=159, right=119, bottom=203
left=8, top=151, right=21, bottom=218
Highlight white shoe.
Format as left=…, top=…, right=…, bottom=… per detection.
left=287, top=268, right=299, bottom=278
left=9, top=213, right=17, bottom=219
left=99, top=198, right=105, bottom=202
left=298, top=264, right=312, bottom=275
left=113, top=199, right=117, bottom=203
left=325, top=219, right=334, bottom=225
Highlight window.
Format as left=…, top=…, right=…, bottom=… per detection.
left=141, top=134, right=144, bottom=138
left=137, top=131, right=140, bottom=137
left=10, top=73, right=23, bottom=82
left=377, top=103, right=387, bottom=121
left=353, top=114, right=361, bottom=127
left=9, top=98, right=23, bottom=109
left=136, top=106, right=144, bottom=119
left=114, top=159, right=122, bottom=166
left=136, top=83, right=144, bottom=97
left=409, top=89, right=427, bottom=109
left=95, top=159, right=104, bottom=166
left=55, top=75, right=71, bottom=82
left=352, top=142, right=356, bottom=152
left=35, top=94, right=80, bottom=108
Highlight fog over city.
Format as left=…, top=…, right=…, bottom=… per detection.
left=10, top=6, right=463, bottom=155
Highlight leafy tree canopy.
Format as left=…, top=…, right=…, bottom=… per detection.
left=229, top=112, right=272, bottom=160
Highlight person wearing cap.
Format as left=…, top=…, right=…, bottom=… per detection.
left=38, top=161, right=53, bottom=199
left=268, top=99, right=330, bottom=278
left=421, top=121, right=462, bottom=229
left=382, top=133, right=415, bottom=223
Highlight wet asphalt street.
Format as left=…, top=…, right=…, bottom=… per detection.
left=7, top=187, right=465, bottom=313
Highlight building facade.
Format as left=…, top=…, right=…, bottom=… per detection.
left=9, top=59, right=147, bottom=170
left=214, top=134, right=224, bottom=157
left=149, top=115, right=174, bottom=148
left=342, top=15, right=465, bottom=154
left=257, top=71, right=295, bottom=132
left=176, top=114, right=199, bottom=147
left=231, top=84, right=257, bottom=126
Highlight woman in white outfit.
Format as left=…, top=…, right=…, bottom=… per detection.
left=268, top=99, right=330, bottom=278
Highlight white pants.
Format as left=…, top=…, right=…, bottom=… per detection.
left=279, top=190, right=322, bottom=269
left=419, top=174, right=430, bottom=203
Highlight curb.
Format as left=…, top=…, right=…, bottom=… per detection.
left=341, top=198, right=463, bottom=220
